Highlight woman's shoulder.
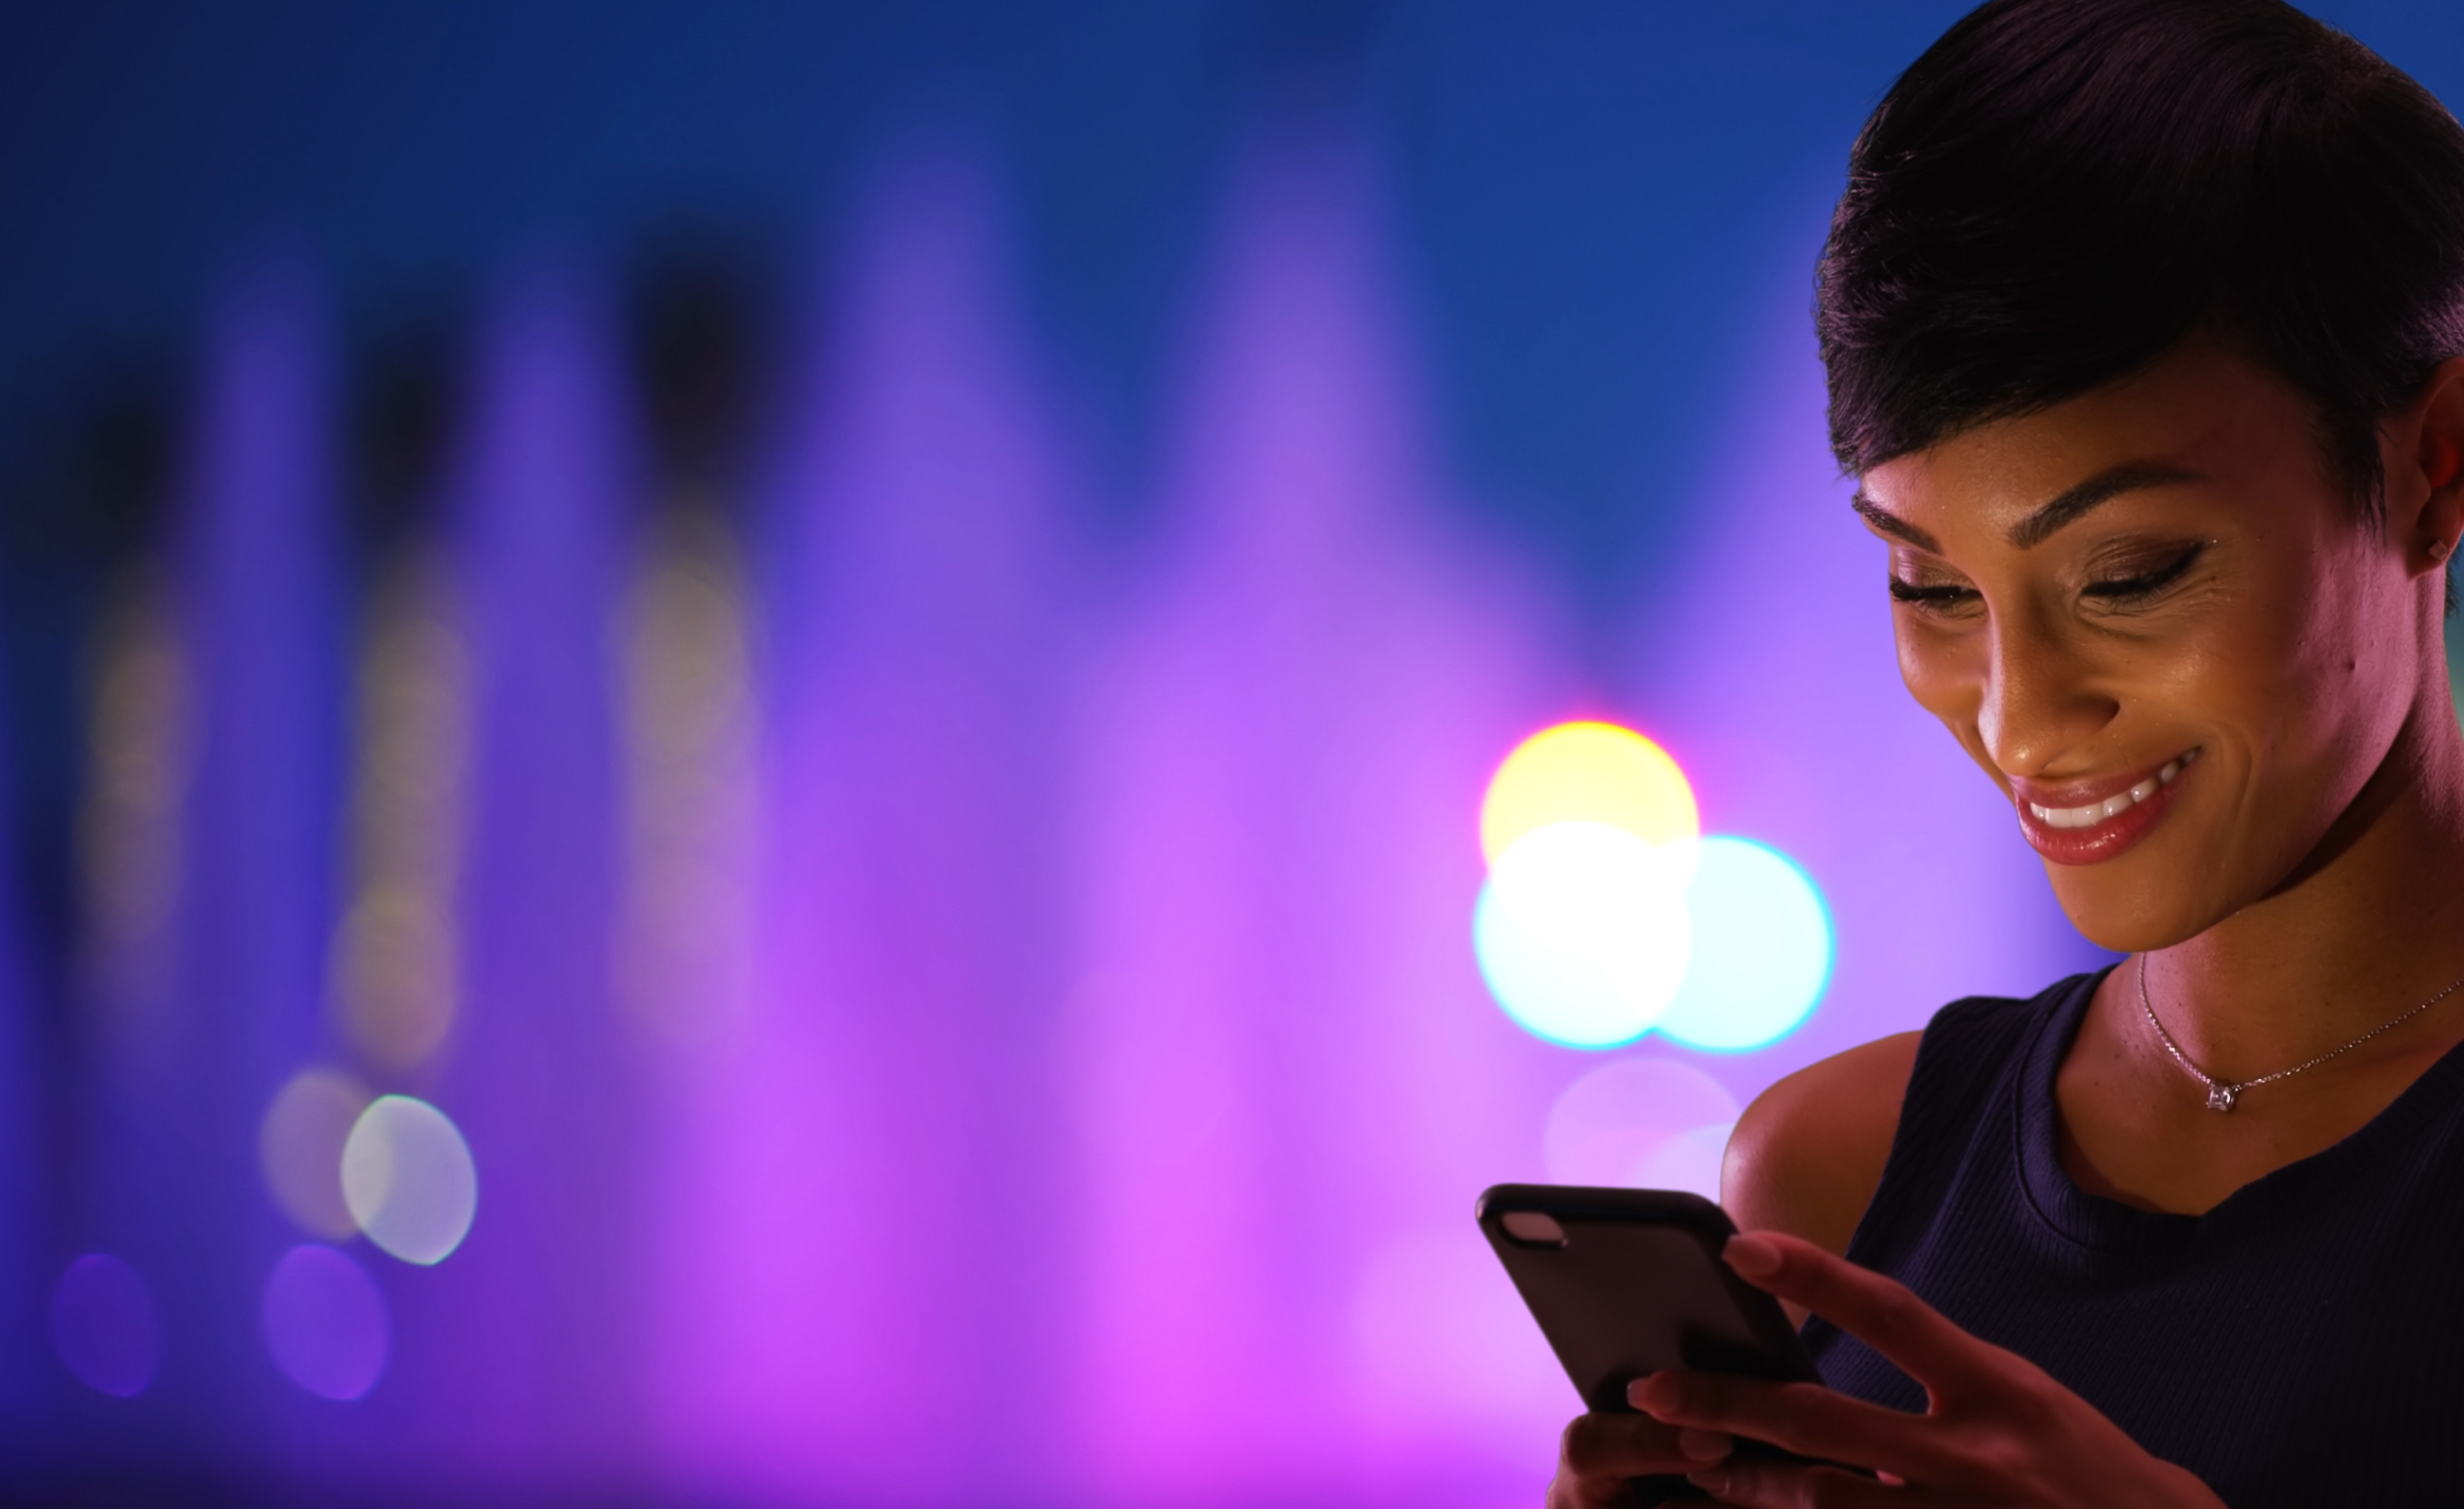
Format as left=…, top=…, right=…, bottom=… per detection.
left=1721, top=978, right=2093, bottom=1258
left=1721, top=1033, right=1923, bottom=1259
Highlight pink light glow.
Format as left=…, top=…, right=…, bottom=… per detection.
left=635, top=137, right=1585, bottom=1508
left=645, top=151, right=1087, bottom=1505
left=1057, top=139, right=1574, bottom=1506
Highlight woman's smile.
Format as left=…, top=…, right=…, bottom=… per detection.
left=2013, top=747, right=2201, bottom=864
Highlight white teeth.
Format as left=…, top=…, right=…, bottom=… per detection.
left=2026, top=750, right=2199, bottom=830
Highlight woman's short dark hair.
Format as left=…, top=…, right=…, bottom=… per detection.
left=1819, top=0, right=2464, bottom=514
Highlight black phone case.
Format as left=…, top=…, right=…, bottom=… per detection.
left=1476, top=1183, right=1831, bottom=1505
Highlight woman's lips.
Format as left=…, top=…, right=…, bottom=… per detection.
left=2012, top=748, right=2200, bottom=865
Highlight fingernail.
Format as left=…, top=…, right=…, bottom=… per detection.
left=1625, top=1373, right=1661, bottom=1410
left=1678, top=1428, right=1732, bottom=1463
left=1723, top=1233, right=1781, bottom=1278
left=1687, top=1466, right=1731, bottom=1496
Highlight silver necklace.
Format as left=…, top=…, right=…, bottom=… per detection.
left=2137, top=954, right=2464, bottom=1113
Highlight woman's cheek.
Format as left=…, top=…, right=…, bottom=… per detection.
left=1896, top=619, right=1985, bottom=731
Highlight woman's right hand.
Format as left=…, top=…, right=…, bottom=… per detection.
left=1547, top=1410, right=1734, bottom=1508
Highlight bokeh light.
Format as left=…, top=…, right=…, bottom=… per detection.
left=262, top=1244, right=389, bottom=1400
left=1473, top=719, right=1835, bottom=1057
left=259, top=1068, right=372, bottom=1240
left=337, top=555, right=469, bottom=1072
left=49, top=1253, right=160, bottom=1398
left=1474, top=822, right=1691, bottom=1047
left=341, top=1095, right=478, bottom=1266
left=1656, top=837, right=1834, bottom=1052
left=1478, top=721, right=1698, bottom=864
left=613, top=508, right=760, bottom=1050
left=1632, top=1120, right=1735, bottom=1203
left=76, top=578, right=191, bottom=1042
left=332, top=887, right=458, bottom=1071
left=1543, top=1057, right=1739, bottom=1189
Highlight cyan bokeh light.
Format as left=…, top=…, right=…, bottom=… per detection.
left=1656, top=836, right=1835, bottom=1053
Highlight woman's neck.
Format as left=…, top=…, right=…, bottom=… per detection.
left=2150, top=689, right=2464, bottom=1079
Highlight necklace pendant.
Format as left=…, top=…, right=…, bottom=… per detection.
left=2206, top=1083, right=2240, bottom=1113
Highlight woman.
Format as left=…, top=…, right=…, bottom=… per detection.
left=1549, top=2, right=2464, bottom=1505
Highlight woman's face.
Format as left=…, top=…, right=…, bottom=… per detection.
left=1858, top=341, right=2449, bottom=952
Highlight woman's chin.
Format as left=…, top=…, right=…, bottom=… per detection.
left=2043, top=863, right=2223, bottom=958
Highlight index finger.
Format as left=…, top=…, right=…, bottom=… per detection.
left=1722, top=1230, right=2003, bottom=1403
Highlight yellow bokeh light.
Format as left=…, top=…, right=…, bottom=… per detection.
left=1479, top=721, right=1699, bottom=863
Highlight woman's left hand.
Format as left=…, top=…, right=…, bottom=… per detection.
left=1628, top=1231, right=2226, bottom=1507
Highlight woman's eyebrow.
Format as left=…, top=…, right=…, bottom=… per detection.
left=1851, top=463, right=2206, bottom=554
left=1851, top=494, right=1939, bottom=551
left=2007, top=463, right=2204, bottom=549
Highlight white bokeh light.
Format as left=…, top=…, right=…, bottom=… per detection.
left=1474, top=821, right=1692, bottom=1048
left=341, top=1095, right=478, bottom=1266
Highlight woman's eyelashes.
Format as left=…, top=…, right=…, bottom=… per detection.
left=1887, top=542, right=2210, bottom=619
left=1886, top=575, right=1978, bottom=612
left=2078, top=542, right=2207, bottom=607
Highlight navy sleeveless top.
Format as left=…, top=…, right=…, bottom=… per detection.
left=1806, top=968, right=2464, bottom=1507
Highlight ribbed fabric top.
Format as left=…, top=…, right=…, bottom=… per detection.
left=1806, top=967, right=2464, bottom=1507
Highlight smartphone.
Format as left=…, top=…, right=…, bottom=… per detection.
left=1476, top=1183, right=1834, bottom=1504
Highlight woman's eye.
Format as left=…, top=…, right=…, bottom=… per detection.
left=2079, top=544, right=2205, bottom=605
left=1887, top=576, right=1980, bottom=614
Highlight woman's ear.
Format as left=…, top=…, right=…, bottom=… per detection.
left=2426, top=430, right=2462, bottom=492
left=2398, top=357, right=2464, bottom=576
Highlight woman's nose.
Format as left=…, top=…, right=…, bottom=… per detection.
left=1977, top=612, right=2118, bottom=778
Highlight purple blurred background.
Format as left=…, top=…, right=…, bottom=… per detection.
left=3, top=3, right=2457, bottom=1504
